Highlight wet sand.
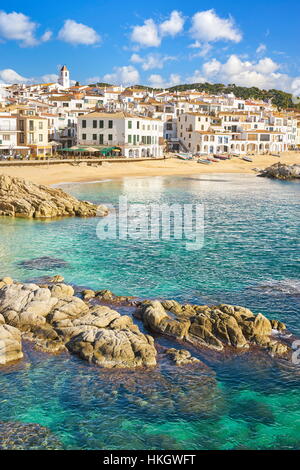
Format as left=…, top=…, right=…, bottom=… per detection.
left=0, top=153, right=299, bottom=185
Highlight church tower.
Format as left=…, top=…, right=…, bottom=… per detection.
left=58, top=65, right=70, bottom=89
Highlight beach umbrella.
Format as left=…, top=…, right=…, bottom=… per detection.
left=49, top=141, right=61, bottom=146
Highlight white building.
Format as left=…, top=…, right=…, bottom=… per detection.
left=58, top=65, right=70, bottom=89
left=77, top=111, right=164, bottom=157
left=0, top=113, right=18, bottom=153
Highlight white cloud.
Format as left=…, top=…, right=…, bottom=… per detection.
left=41, top=73, right=58, bottom=83
left=159, top=10, right=185, bottom=37
left=103, top=66, right=140, bottom=85
left=41, top=30, right=52, bottom=42
left=131, top=11, right=184, bottom=48
left=189, top=42, right=212, bottom=58
left=200, top=55, right=291, bottom=90
left=186, top=70, right=207, bottom=84
left=58, top=19, right=100, bottom=45
left=255, top=57, right=279, bottom=74
left=291, top=78, right=300, bottom=98
left=148, top=73, right=181, bottom=88
left=0, top=68, right=29, bottom=84
left=131, top=19, right=161, bottom=48
left=130, top=53, right=143, bottom=64
left=0, top=10, right=39, bottom=46
left=203, top=58, right=222, bottom=76
left=256, top=43, right=267, bottom=55
left=130, top=53, right=175, bottom=71
left=190, top=9, right=242, bottom=43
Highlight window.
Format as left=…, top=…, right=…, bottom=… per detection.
left=99, top=120, right=104, bottom=128
left=99, top=134, right=103, bottom=144
left=147, top=136, right=151, bottom=145
left=108, top=120, right=113, bottom=129
left=128, top=135, right=132, bottom=144
left=82, top=120, right=86, bottom=128
left=93, top=120, right=97, bottom=128
left=19, top=120, right=24, bottom=131
left=39, top=122, right=43, bottom=130
left=20, top=133, right=24, bottom=144
left=93, top=134, right=97, bottom=140
left=29, top=120, right=34, bottom=131
left=128, top=121, right=132, bottom=129
left=137, top=121, right=140, bottom=129
left=166, top=123, right=172, bottom=130
left=3, top=135, right=10, bottom=141
left=108, top=134, right=113, bottom=141
left=82, top=133, right=86, bottom=140
left=39, top=134, right=43, bottom=142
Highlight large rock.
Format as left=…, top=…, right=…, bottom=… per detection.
left=135, top=300, right=289, bottom=356
left=258, top=163, right=300, bottom=180
left=67, top=327, right=156, bottom=369
left=134, top=301, right=191, bottom=340
left=0, top=324, right=23, bottom=364
left=0, top=174, right=109, bottom=218
left=0, top=281, right=157, bottom=369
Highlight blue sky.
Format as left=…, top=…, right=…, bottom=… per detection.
left=0, top=1, right=300, bottom=94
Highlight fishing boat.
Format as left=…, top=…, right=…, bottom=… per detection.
left=214, top=154, right=229, bottom=160
left=206, top=156, right=219, bottom=162
left=197, top=158, right=212, bottom=165
left=176, top=153, right=193, bottom=161
left=271, top=153, right=280, bottom=157
left=243, top=156, right=253, bottom=162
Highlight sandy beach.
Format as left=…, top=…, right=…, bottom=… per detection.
left=0, top=152, right=299, bottom=185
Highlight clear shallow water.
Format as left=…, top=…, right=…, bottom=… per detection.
left=0, top=173, right=300, bottom=450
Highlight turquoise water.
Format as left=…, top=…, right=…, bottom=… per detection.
left=0, top=173, right=300, bottom=449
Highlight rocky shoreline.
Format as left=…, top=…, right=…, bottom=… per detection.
left=258, top=162, right=300, bottom=180
left=0, top=174, right=108, bottom=218
left=0, top=276, right=294, bottom=369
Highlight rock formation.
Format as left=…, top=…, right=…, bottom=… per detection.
left=0, top=277, right=293, bottom=369
left=258, top=163, right=300, bottom=180
left=0, top=279, right=157, bottom=368
left=0, top=324, right=23, bottom=365
left=0, top=174, right=108, bottom=218
left=134, top=300, right=289, bottom=356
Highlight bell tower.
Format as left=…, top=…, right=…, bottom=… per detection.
left=58, top=65, right=70, bottom=89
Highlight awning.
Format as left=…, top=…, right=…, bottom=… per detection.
left=99, top=147, right=115, bottom=155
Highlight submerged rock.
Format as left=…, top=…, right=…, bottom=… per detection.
left=0, top=422, right=62, bottom=450
left=250, top=279, right=300, bottom=297
left=19, top=256, right=69, bottom=271
left=135, top=301, right=289, bottom=357
left=0, top=174, right=109, bottom=218
left=258, top=163, right=300, bottom=180
left=164, top=348, right=201, bottom=366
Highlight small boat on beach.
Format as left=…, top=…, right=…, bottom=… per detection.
left=214, top=154, right=229, bottom=160
left=176, top=153, right=193, bottom=161
left=243, top=156, right=253, bottom=162
left=197, top=158, right=212, bottom=165
left=271, top=153, right=280, bottom=157
left=206, top=156, right=219, bottom=162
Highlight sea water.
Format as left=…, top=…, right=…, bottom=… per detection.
left=0, top=173, right=299, bottom=449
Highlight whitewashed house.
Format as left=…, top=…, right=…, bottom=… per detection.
left=77, top=111, right=164, bottom=157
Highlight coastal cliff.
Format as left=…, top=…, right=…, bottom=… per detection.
left=0, top=174, right=108, bottom=218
